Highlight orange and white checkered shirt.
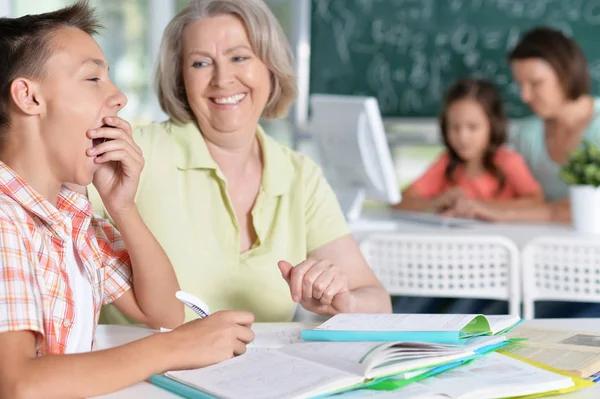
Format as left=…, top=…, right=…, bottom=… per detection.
left=0, top=161, right=132, bottom=355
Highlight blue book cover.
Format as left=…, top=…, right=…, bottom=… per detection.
left=149, top=374, right=217, bottom=399
left=301, top=330, right=466, bottom=344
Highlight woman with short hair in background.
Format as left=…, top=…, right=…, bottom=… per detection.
left=463, top=27, right=600, bottom=222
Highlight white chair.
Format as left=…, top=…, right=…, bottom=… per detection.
left=522, top=236, right=600, bottom=319
left=360, top=234, right=521, bottom=316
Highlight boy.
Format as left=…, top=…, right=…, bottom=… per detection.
left=0, top=2, right=254, bottom=397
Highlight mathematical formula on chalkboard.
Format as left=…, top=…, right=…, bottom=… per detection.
left=310, top=0, right=600, bottom=117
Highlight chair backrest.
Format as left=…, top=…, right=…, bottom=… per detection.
left=360, top=233, right=521, bottom=316
left=521, top=236, right=600, bottom=319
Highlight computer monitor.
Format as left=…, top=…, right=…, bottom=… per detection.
left=309, top=94, right=401, bottom=221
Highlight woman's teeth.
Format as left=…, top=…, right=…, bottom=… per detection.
left=212, top=93, right=246, bottom=105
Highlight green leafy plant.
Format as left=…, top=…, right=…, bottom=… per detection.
left=559, top=139, right=600, bottom=187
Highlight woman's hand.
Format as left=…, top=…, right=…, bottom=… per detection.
left=88, top=116, right=144, bottom=217
left=278, top=259, right=356, bottom=316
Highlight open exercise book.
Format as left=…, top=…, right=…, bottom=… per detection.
left=302, top=314, right=521, bottom=344
left=335, top=352, right=583, bottom=399
left=150, top=335, right=507, bottom=399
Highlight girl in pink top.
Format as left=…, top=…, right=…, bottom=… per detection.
left=395, top=78, right=544, bottom=220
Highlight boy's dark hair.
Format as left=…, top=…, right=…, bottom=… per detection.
left=439, top=78, right=507, bottom=193
left=507, top=26, right=590, bottom=100
left=0, top=1, right=102, bottom=134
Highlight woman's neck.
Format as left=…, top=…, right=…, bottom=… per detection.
left=548, top=95, right=594, bottom=130
left=203, top=132, right=262, bottom=177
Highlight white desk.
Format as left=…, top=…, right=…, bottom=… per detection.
left=350, top=210, right=577, bottom=249
left=95, top=320, right=600, bottom=399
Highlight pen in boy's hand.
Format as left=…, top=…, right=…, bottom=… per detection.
left=175, top=290, right=211, bottom=318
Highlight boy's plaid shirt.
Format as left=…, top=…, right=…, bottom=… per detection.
left=0, top=161, right=132, bottom=355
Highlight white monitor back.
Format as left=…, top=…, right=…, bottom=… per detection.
left=310, top=94, right=400, bottom=221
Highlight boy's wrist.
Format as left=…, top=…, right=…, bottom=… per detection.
left=153, top=329, right=184, bottom=372
left=135, top=332, right=180, bottom=374
left=108, top=205, right=140, bottom=228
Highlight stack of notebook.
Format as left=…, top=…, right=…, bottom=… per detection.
left=149, top=314, right=591, bottom=399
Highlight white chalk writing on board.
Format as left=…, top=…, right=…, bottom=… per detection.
left=312, top=0, right=600, bottom=116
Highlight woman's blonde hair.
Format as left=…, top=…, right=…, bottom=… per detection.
left=156, top=0, right=297, bottom=124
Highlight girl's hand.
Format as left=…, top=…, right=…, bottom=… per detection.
left=278, top=259, right=356, bottom=316
left=443, top=198, right=501, bottom=221
left=443, top=197, right=477, bottom=219
left=88, top=116, right=144, bottom=217
left=431, top=187, right=465, bottom=212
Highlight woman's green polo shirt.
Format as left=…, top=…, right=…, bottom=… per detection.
left=89, top=121, right=350, bottom=322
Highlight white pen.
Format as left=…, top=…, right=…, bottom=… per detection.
left=175, top=290, right=211, bottom=319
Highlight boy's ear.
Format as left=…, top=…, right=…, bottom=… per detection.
left=9, top=78, right=44, bottom=116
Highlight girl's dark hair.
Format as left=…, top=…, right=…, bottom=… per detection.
left=439, top=78, right=507, bottom=193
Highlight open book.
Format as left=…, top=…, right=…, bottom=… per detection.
left=302, top=314, right=521, bottom=344
left=505, top=324, right=600, bottom=378
left=151, top=335, right=507, bottom=399
left=333, top=353, right=578, bottom=399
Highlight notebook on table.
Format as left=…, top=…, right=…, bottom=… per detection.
left=150, top=335, right=508, bottom=399
left=328, top=352, right=586, bottom=399
left=301, top=314, right=521, bottom=344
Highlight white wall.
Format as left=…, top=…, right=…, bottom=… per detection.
left=0, top=0, right=11, bottom=16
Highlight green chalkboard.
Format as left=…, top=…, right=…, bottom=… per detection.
left=310, top=0, right=600, bottom=117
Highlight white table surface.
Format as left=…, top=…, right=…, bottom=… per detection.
left=94, top=319, right=600, bottom=399
left=350, top=210, right=580, bottom=249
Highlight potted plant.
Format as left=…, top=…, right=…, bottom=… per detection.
left=559, top=139, right=600, bottom=233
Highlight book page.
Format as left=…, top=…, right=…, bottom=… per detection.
left=458, top=335, right=506, bottom=350
left=281, top=342, right=387, bottom=375
left=167, top=351, right=363, bottom=399
left=500, top=344, right=600, bottom=377
left=278, top=338, right=506, bottom=379
left=508, top=325, right=600, bottom=348
left=505, top=325, right=600, bottom=377
left=247, top=327, right=303, bottom=352
left=418, top=353, right=574, bottom=399
left=359, top=353, right=572, bottom=399
left=281, top=341, right=473, bottom=380
left=315, top=314, right=479, bottom=332
left=484, top=315, right=521, bottom=334
left=328, top=385, right=447, bottom=398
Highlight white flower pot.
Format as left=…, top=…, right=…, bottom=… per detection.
left=570, top=185, right=600, bottom=234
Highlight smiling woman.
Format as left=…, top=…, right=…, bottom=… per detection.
left=178, top=14, right=277, bottom=142
left=88, top=0, right=392, bottom=324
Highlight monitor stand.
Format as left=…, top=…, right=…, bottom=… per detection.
left=335, top=187, right=366, bottom=222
